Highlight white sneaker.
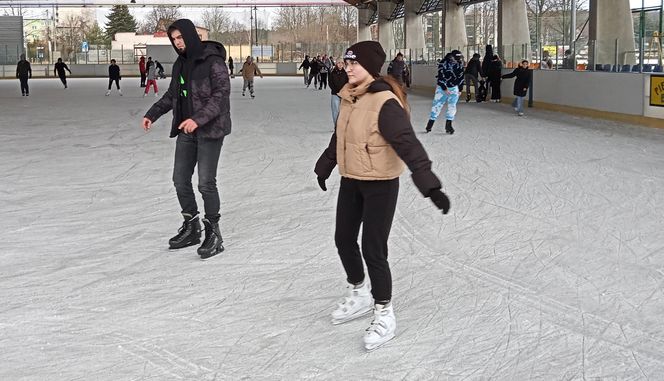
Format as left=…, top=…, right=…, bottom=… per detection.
left=331, top=281, right=373, bottom=325
left=105, top=90, right=110, bottom=96
left=364, top=303, right=396, bottom=351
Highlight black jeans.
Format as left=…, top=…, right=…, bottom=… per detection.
left=490, top=79, right=501, bottom=100
left=335, top=177, right=399, bottom=303
left=173, top=132, right=224, bottom=223
left=318, top=72, right=327, bottom=89
left=19, top=76, right=29, bottom=94
left=108, top=79, right=120, bottom=90
left=140, top=72, right=146, bottom=87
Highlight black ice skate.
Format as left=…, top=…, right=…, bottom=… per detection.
left=198, top=218, right=224, bottom=260
left=169, top=214, right=201, bottom=249
left=445, top=120, right=455, bottom=135
left=425, top=120, right=435, bottom=133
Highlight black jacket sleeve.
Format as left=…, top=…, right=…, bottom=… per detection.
left=378, top=99, right=442, bottom=197
left=314, top=133, right=337, bottom=180
left=502, top=68, right=518, bottom=79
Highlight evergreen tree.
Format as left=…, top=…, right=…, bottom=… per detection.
left=87, top=22, right=110, bottom=48
left=105, top=5, right=137, bottom=41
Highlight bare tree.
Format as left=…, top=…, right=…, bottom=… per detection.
left=139, top=5, right=183, bottom=34
left=201, top=8, right=231, bottom=42
left=57, top=14, right=86, bottom=62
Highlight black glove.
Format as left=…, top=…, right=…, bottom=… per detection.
left=317, top=177, right=327, bottom=191
left=428, top=189, right=450, bottom=214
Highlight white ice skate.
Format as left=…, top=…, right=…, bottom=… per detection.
left=155, top=92, right=159, bottom=98
left=105, top=90, right=110, bottom=96
left=363, top=303, right=396, bottom=351
left=331, top=282, right=373, bottom=325
left=119, top=90, right=123, bottom=96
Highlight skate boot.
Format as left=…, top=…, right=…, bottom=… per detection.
left=119, top=89, right=123, bottom=96
left=425, top=119, right=435, bottom=133
left=251, top=93, right=255, bottom=99
left=363, top=303, right=396, bottom=351
left=198, top=218, right=224, bottom=260
left=168, top=214, right=201, bottom=250
left=242, top=91, right=245, bottom=96
left=445, top=120, right=455, bottom=135
left=331, top=281, right=373, bottom=325
left=105, top=90, right=110, bottom=96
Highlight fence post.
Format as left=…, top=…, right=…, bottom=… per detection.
left=121, top=45, right=124, bottom=64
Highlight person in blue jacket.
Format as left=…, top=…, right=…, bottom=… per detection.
left=425, top=50, right=465, bottom=134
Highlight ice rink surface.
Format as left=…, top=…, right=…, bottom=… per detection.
left=1, top=76, right=663, bottom=380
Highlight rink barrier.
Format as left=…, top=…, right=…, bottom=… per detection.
left=407, top=64, right=664, bottom=127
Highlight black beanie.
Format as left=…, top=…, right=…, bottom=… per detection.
left=343, top=41, right=386, bottom=77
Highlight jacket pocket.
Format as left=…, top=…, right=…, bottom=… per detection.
left=345, top=143, right=373, bottom=175
left=367, top=145, right=401, bottom=176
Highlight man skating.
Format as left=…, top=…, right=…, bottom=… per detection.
left=16, top=54, right=32, bottom=96
left=54, top=58, right=72, bottom=88
left=238, top=56, right=262, bottom=98
left=106, top=59, right=122, bottom=96
left=142, top=19, right=231, bottom=260
left=425, top=50, right=465, bottom=134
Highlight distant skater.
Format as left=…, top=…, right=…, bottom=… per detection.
left=105, top=59, right=122, bottom=96
left=238, top=56, right=262, bottom=98
left=54, top=58, right=72, bottom=88
left=144, top=59, right=159, bottom=97
left=16, top=54, right=32, bottom=96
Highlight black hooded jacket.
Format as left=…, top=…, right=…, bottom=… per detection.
left=144, top=19, right=231, bottom=139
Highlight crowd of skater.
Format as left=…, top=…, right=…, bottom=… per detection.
left=11, top=19, right=533, bottom=353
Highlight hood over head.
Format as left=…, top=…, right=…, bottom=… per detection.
left=168, top=19, right=204, bottom=59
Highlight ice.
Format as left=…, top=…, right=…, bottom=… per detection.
left=1, top=77, right=663, bottom=379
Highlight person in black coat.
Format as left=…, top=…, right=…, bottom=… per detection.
left=307, top=55, right=320, bottom=88
left=54, top=58, right=72, bottom=88
left=464, top=53, right=483, bottom=102
left=328, top=59, right=348, bottom=126
left=501, top=60, right=532, bottom=116
left=298, top=55, right=310, bottom=85
left=106, top=59, right=122, bottom=96
left=228, top=57, right=234, bottom=76
left=16, top=54, right=32, bottom=96
left=486, top=54, right=503, bottom=102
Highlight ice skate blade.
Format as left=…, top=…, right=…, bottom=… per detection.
left=331, top=309, right=372, bottom=325
left=364, top=333, right=395, bottom=352
left=199, top=245, right=225, bottom=261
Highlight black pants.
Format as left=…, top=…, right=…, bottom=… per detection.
left=108, top=78, right=120, bottom=90
left=318, top=72, right=328, bottom=89
left=59, top=75, right=67, bottom=87
left=335, top=177, right=399, bottom=303
left=173, top=132, right=224, bottom=223
left=307, top=71, right=318, bottom=87
left=140, top=72, right=146, bottom=87
left=490, top=79, right=501, bottom=100
left=19, top=76, right=29, bottom=95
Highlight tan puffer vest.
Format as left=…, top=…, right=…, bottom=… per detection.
left=335, top=80, right=405, bottom=180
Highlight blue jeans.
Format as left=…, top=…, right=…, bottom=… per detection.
left=331, top=94, right=341, bottom=127
left=429, top=85, right=460, bottom=121
left=173, top=132, right=224, bottom=222
left=512, top=96, right=525, bottom=113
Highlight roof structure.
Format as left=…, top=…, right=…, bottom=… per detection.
left=0, top=0, right=349, bottom=8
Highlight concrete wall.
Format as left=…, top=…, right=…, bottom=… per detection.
left=408, top=64, right=662, bottom=121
